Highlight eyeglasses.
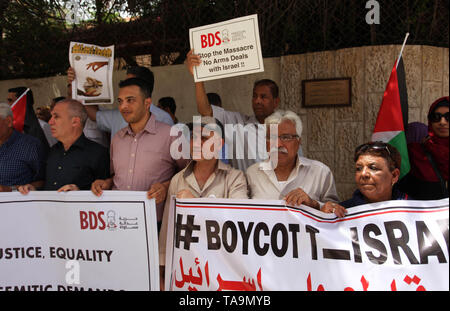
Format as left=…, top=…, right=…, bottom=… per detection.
left=266, top=134, right=300, bottom=142
left=429, top=112, right=449, bottom=123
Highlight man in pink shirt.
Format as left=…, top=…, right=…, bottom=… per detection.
left=91, top=78, right=188, bottom=229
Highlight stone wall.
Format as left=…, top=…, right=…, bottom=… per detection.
left=0, top=45, right=448, bottom=200
left=280, top=45, right=449, bottom=200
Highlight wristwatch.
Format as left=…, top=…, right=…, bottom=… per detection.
left=10, top=186, right=17, bottom=192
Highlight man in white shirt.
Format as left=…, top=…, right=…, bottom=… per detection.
left=246, top=110, right=339, bottom=208
left=186, top=50, right=302, bottom=172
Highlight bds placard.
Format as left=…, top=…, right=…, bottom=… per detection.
left=189, top=14, right=264, bottom=82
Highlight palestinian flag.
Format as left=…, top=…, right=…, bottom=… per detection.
left=372, top=56, right=410, bottom=179
left=11, top=88, right=49, bottom=153
left=11, top=88, right=29, bottom=132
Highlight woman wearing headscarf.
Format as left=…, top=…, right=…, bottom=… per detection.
left=321, top=141, right=408, bottom=217
left=399, top=96, right=449, bottom=200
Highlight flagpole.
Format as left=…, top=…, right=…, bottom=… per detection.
left=10, top=88, right=30, bottom=109
left=396, top=33, right=409, bottom=69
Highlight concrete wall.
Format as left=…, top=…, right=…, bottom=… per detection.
left=1, top=45, right=448, bottom=200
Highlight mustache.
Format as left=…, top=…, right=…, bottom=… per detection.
left=269, top=147, right=288, bottom=154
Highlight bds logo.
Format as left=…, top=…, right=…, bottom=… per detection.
left=79, top=211, right=106, bottom=230
left=200, top=31, right=222, bottom=48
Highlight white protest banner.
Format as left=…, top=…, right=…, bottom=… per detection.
left=0, top=191, right=159, bottom=291
left=189, top=14, right=264, bottom=82
left=69, top=41, right=114, bottom=105
left=165, top=198, right=449, bottom=291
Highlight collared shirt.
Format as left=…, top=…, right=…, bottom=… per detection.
left=246, top=156, right=339, bottom=204
left=158, top=160, right=248, bottom=265
left=110, top=114, right=188, bottom=221
left=211, top=105, right=304, bottom=172
left=45, top=134, right=110, bottom=190
left=96, top=104, right=174, bottom=139
left=0, top=130, right=45, bottom=186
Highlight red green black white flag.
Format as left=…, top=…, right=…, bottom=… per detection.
left=10, top=88, right=29, bottom=133
left=371, top=56, right=410, bottom=179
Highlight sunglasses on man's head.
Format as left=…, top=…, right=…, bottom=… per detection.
left=429, top=112, right=449, bottom=123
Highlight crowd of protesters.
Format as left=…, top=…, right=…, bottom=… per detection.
left=0, top=50, right=448, bottom=289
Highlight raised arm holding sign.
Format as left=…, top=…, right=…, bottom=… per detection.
left=189, top=14, right=264, bottom=82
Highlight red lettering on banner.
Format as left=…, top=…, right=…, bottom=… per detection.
left=216, top=268, right=262, bottom=291
left=88, top=211, right=97, bottom=229
left=174, top=256, right=263, bottom=291
left=344, top=275, right=369, bottom=291
left=80, top=211, right=88, bottom=229
left=98, top=211, right=106, bottom=230
left=80, top=211, right=106, bottom=230
left=305, top=272, right=428, bottom=291
left=173, top=259, right=430, bottom=291
left=390, top=275, right=427, bottom=291
left=391, top=279, right=397, bottom=291
left=306, top=273, right=325, bottom=291
left=175, top=257, right=210, bottom=291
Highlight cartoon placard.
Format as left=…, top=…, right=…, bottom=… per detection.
left=69, top=42, right=114, bottom=105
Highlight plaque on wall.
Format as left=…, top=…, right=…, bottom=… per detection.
left=302, top=78, right=351, bottom=108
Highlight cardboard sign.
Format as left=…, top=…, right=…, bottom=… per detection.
left=189, top=14, right=264, bottom=82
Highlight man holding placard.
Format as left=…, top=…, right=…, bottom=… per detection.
left=187, top=14, right=302, bottom=172
left=188, top=14, right=265, bottom=82
left=187, top=51, right=304, bottom=172
left=187, top=54, right=274, bottom=171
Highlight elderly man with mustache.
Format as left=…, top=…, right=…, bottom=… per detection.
left=246, top=110, right=339, bottom=209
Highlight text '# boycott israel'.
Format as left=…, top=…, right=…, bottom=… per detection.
left=166, top=198, right=449, bottom=291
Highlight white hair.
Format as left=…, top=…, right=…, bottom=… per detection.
left=264, top=109, right=303, bottom=137
left=0, top=103, right=13, bottom=119
left=55, top=99, right=88, bottom=127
